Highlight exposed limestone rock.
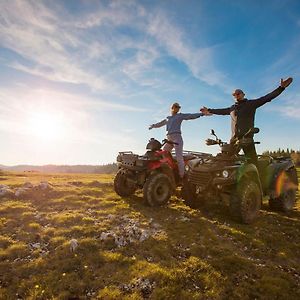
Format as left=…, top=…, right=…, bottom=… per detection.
left=100, top=215, right=165, bottom=247
left=70, top=238, right=79, bottom=252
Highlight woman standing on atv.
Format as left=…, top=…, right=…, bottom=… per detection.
left=149, top=102, right=203, bottom=183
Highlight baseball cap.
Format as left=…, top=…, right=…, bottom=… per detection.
left=171, top=102, right=181, bottom=108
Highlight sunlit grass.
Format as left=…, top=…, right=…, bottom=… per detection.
left=0, top=170, right=299, bottom=299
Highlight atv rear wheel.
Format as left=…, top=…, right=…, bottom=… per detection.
left=143, top=173, right=172, bottom=206
left=269, top=169, right=298, bottom=212
left=230, top=180, right=261, bottom=224
left=114, top=169, right=136, bottom=197
left=181, top=178, right=205, bottom=208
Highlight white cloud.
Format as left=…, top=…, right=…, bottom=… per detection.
left=72, top=1, right=143, bottom=29
left=146, top=12, right=229, bottom=89
left=0, top=1, right=112, bottom=90
left=283, top=106, right=300, bottom=119
left=0, top=1, right=229, bottom=93
left=265, top=90, right=300, bottom=120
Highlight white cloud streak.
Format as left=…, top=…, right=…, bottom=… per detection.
left=0, top=0, right=228, bottom=92
left=146, top=11, right=228, bottom=88
left=0, top=1, right=111, bottom=90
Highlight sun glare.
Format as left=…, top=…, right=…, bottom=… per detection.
left=28, top=111, right=65, bottom=141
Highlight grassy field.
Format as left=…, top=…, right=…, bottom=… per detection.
left=0, top=170, right=299, bottom=299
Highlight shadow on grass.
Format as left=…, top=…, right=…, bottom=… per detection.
left=1, top=174, right=300, bottom=300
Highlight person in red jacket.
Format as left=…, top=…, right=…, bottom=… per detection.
left=201, top=77, right=293, bottom=164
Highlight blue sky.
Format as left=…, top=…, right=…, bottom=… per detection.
left=0, top=0, right=299, bottom=165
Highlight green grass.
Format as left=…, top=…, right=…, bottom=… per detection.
left=0, top=170, right=299, bottom=299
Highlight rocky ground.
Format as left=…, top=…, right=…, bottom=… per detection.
left=0, top=171, right=299, bottom=299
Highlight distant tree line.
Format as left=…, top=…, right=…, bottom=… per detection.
left=94, top=163, right=118, bottom=174
left=262, top=148, right=300, bottom=166
left=0, top=163, right=119, bottom=174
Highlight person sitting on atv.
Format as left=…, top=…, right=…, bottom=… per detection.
left=149, top=102, right=203, bottom=182
left=201, top=77, right=293, bottom=164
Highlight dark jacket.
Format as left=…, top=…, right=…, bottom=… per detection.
left=208, top=86, right=285, bottom=139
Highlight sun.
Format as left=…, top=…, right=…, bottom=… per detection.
left=28, top=111, right=65, bottom=141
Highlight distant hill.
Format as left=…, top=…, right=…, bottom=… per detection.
left=0, top=163, right=118, bottom=174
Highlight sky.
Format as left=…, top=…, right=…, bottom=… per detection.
left=0, top=0, right=300, bottom=165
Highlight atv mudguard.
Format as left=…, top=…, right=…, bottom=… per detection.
left=236, top=163, right=263, bottom=197
left=267, top=159, right=298, bottom=192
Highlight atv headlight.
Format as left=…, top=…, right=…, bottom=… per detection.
left=222, top=170, right=229, bottom=178
left=185, top=164, right=190, bottom=172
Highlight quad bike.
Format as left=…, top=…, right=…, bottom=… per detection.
left=182, top=128, right=298, bottom=224
left=114, top=138, right=210, bottom=206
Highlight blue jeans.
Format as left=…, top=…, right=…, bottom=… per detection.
left=163, top=133, right=184, bottom=178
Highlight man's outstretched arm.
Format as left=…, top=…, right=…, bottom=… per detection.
left=250, top=77, right=293, bottom=109
left=201, top=106, right=231, bottom=115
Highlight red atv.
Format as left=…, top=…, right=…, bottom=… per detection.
left=114, top=138, right=210, bottom=206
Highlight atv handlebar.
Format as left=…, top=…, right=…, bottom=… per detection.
left=206, top=138, right=221, bottom=146
left=206, top=128, right=260, bottom=156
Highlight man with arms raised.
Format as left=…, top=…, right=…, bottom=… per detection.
left=201, top=77, right=293, bottom=164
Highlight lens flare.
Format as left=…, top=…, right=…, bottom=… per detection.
left=275, top=171, right=296, bottom=197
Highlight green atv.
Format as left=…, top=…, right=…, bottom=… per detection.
left=182, top=128, right=298, bottom=224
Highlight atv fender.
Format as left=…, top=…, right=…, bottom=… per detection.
left=269, top=161, right=298, bottom=193
left=150, top=163, right=176, bottom=189
left=237, top=163, right=263, bottom=197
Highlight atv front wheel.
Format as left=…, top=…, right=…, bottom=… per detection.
left=230, top=180, right=261, bottom=224
left=269, top=169, right=298, bottom=212
left=114, top=169, right=136, bottom=197
left=143, top=173, right=172, bottom=206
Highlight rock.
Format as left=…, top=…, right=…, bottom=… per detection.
left=38, top=181, right=51, bottom=190
left=87, top=180, right=103, bottom=188
left=106, top=214, right=115, bottom=220
left=115, top=235, right=127, bottom=247
left=100, top=232, right=114, bottom=240
left=68, top=181, right=83, bottom=186
left=15, top=188, right=30, bottom=198
left=139, top=230, right=150, bottom=242
left=70, top=239, right=78, bottom=252
left=120, top=278, right=155, bottom=298
left=100, top=216, right=166, bottom=248
left=179, top=216, right=190, bottom=222
left=135, top=278, right=155, bottom=298
left=30, top=242, right=41, bottom=249
left=23, top=182, right=33, bottom=188
left=0, top=187, right=14, bottom=198
left=151, top=222, right=162, bottom=229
